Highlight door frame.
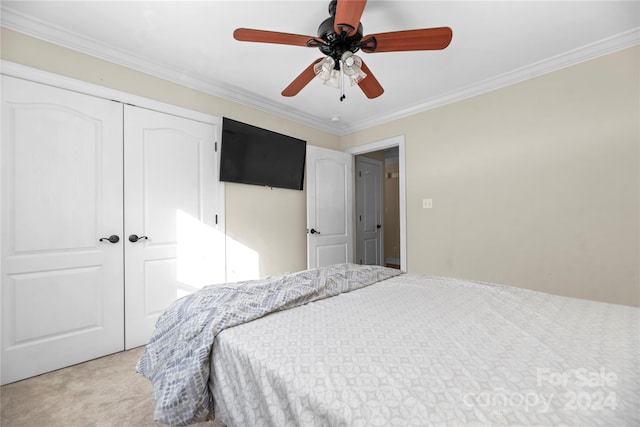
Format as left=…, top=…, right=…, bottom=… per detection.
left=346, top=135, right=407, bottom=272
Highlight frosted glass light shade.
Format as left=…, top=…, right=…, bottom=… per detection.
left=341, top=52, right=367, bottom=86
left=314, top=57, right=335, bottom=81
left=323, top=69, right=341, bottom=88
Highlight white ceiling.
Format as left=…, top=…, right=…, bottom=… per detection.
left=2, top=1, right=638, bottom=135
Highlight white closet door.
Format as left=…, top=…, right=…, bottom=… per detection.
left=124, top=105, right=223, bottom=349
left=1, top=76, right=124, bottom=384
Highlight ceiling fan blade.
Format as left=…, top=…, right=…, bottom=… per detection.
left=234, top=28, right=321, bottom=47
left=282, top=58, right=323, bottom=97
left=357, top=60, right=384, bottom=99
left=361, top=27, right=453, bottom=53
left=334, top=0, right=367, bottom=35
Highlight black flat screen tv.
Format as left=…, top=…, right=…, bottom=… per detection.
left=220, top=118, right=307, bottom=190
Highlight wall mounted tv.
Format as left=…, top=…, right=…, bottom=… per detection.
left=220, top=117, right=307, bottom=191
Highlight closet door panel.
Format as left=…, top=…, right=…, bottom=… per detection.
left=124, top=105, right=223, bottom=349
left=143, top=128, right=200, bottom=243
left=1, top=76, right=124, bottom=384
left=12, top=106, right=98, bottom=252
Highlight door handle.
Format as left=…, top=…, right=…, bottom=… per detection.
left=376, top=224, right=381, bottom=229
left=99, top=235, right=120, bottom=244
left=309, top=228, right=321, bottom=235
left=128, top=234, right=148, bottom=243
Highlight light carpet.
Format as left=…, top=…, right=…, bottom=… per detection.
left=0, top=347, right=224, bottom=427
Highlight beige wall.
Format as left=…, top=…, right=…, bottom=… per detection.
left=342, top=46, right=640, bottom=307
left=3, top=28, right=638, bottom=306
left=1, top=27, right=340, bottom=278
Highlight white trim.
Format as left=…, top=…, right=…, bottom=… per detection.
left=1, top=60, right=219, bottom=126
left=213, top=120, right=227, bottom=283
left=343, top=28, right=640, bottom=135
left=347, top=136, right=407, bottom=272
left=0, top=6, right=340, bottom=135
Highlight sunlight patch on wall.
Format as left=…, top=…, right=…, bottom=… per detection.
left=176, top=209, right=259, bottom=299
left=226, top=235, right=260, bottom=282
left=176, top=209, right=225, bottom=298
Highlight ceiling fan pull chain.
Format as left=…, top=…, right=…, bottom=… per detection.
left=339, top=63, right=346, bottom=102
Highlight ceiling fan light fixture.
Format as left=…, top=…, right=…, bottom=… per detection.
left=323, top=68, right=342, bottom=88
left=314, top=57, right=335, bottom=81
left=340, top=51, right=356, bottom=67
left=347, top=69, right=367, bottom=86
left=234, top=0, right=453, bottom=100
left=341, top=52, right=366, bottom=86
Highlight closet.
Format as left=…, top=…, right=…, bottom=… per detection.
left=1, top=75, right=225, bottom=384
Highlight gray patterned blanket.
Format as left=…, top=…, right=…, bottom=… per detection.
left=136, top=263, right=401, bottom=426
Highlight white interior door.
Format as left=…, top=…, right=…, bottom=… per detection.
left=356, top=156, right=383, bottom=265
left=306, top=146, right=354, bottom=268
left=124, top=105, right=224, bottom=349
left=1, top=76, right=124, bottom=384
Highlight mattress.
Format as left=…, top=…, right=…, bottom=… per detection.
left=210, top=274, right=639, bottom=427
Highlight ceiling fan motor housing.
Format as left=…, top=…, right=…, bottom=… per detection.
left=316, top=13, right=364, bottom=68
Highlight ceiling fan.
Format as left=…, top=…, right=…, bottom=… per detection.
left=233, top=0, right=452, bottom=101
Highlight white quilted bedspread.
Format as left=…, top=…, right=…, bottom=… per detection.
left=211, top=274, right=639, bottom=427
left=138, top=264, right=400, bottom=425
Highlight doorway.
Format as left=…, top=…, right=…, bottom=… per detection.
left=348, top=136, right=406, bottom=272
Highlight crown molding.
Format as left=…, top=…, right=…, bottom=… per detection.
left=342, top=27, right=640, bottom=135
left=0, top=60, right=222, bottom=126
left=2, top=5, right=638, bottom=138
left=0, top=6, right=343, bottom=136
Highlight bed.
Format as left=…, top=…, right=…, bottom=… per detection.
left=138, top=264, right=639, bottom=427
